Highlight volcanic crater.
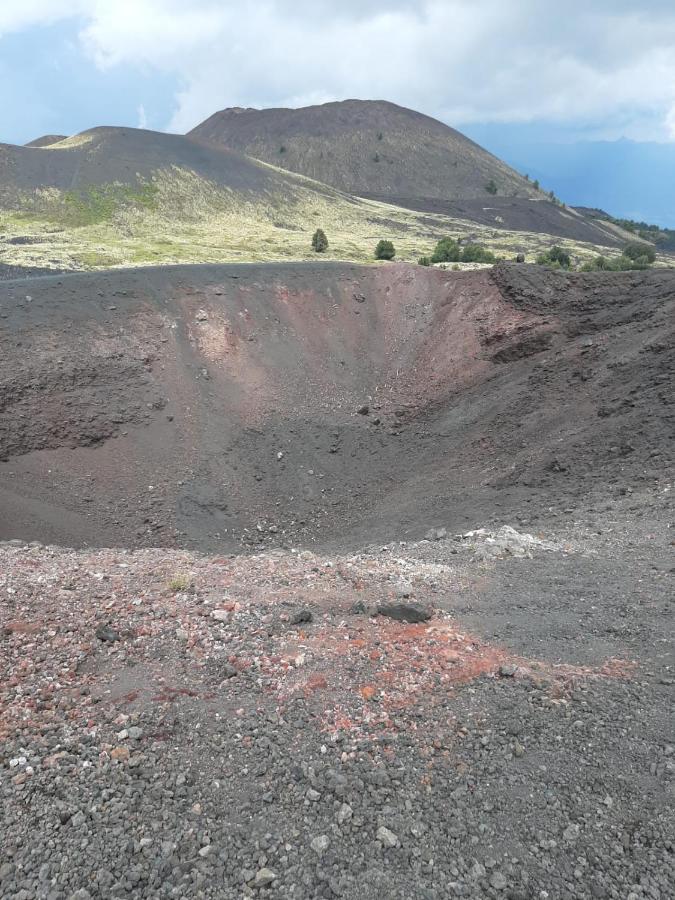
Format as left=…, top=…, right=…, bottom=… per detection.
left=0, top=261, right=672, bottom=551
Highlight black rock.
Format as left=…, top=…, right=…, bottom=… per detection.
left=377, top=603, right=431, bottom=624
left=291, top=609, right=313, bottom=625
left=95, top=623, right=120, bottom=643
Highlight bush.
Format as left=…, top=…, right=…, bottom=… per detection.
left=418, top=256, right=431, bottom=266
left=461, top=244, right=496, bottom=263
left=431, top=237, right=461, bottom=263
left=311, top=228, right=328, bottom=252
left=537, top=245, right=571, bottom=269
left=582, top=252, right=653, bottom=272
left=623, top=241, right=656, bottom=263
left=374, top=239, right=395, bottom=260
left=485, top=179, right=498, bottom=195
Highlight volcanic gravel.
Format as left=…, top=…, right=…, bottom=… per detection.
left=1, top=492, right=673, bottom=900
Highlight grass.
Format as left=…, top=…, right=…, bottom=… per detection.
left=1, top=168, right=673, bottom=273
left=167, top=574, right=193, bottom=593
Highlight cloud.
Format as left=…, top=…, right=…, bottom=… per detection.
left=137, top=103, right=148, bottom=129
left=2, top=0, right=675, bottom=139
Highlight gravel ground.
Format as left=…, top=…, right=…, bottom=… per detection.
left=2, top=498, right=672, bottom=900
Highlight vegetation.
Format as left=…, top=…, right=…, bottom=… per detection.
left=2, top=169, right=665, bottom=272
left=536, top=245, right=571, bottom=269
left=580, top=250, right=655, bottom=272
left=374, top=239, right=395, bottom=260
left=430, top=237, right=496, bottom=264
left=311, top=228, right=328, bottom=252
left=418, top=256, right=431, bottom=266
left=485, top=179, right=498, bottom=195
left=623, top=241, right=656, bottom=263
left=167, top=574, right=192, bottom=593
left=431, top=237, right=461, bottom=263
left=595, top=213, right=675, bottom=251
left=461, top=243, right=496, bottom=263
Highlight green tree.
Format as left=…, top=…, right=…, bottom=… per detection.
left=375, top=239, right=395, bottom=260
left=623, top=241, right=656, bottom=263
left=536, top=245, right=571, bottom=269
left=461, top=244, right=496, bottom=263
left=431, top=237, right=461, bottom=263
left=485, top=179, right=498, bottom=195
left=311, top=228, right=328, bottom=252
left=418, top=256, right=431, bottom=266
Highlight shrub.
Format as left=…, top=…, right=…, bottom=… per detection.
left=582, top=252, right=651, bottom=272
left=311, top=228, right=328, bottom=252
left=167, top=574, right=192, bottom=593
left=623, top=241, right=656, bottom=263
left=372, top=152, right=380, bottom=163
left=431, top=237, right=461, bottom=263
left=485, top=179, right=498, bottom=195
left=418, top=256, right=431, bottom=266
left=279, top=145, right=287, bottom=154
left=537, top=245, right=571, bottom=269
left=374, top=239, right=395, bottom=260
left=461, top=243, right=496, bottom=263
left=533, top=179, right=540, bottom=190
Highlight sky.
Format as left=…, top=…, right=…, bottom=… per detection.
left=1, top=1, right=674, bottom=225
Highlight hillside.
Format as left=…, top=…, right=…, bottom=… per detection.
left=0, top=124, right=631, bottom=272
left=189, top=99, right=635, bottom=247
left=24, top=134, right=68, bottom=148
left=190, top=99, right=536, bottom=203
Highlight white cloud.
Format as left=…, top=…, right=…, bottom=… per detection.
left=137, top=103, right=148, bottom=129
left=2, top=0, right=675, bottom=139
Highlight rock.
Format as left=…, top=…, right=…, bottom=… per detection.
left=376, top=826, right=398, bottom=848
left=499, top=664, right=518, bottom=678
left=195, top=309, right=208, bottom=321
left=110, top=746, right=130, bottom=761
left=211, top=609, right=231, bottom=622
left=337, top=803, right=353, bottom=824
left=563, top=823, right=580, bottom=842
left=394, top=580, right=413, bottom=599
left=254, top=868, right=277, bottom=887
left=95, top=623, right=120, bottom=643
left=128, top=726, right=143, bottom=741
left=470, top=861, right=486, bottom=880
left=310, top=835, right=330, bottom=855
left=291, top=609, right=313, bottom=625
left=425, top=527, right=447, bottom=541
left=377, top=603, right=431, bottom=624
left=357, top=405, right=370, bottom=415
left=221, top=663, right=238, bottom=679
left=489, top=871, right=507, bottom=890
